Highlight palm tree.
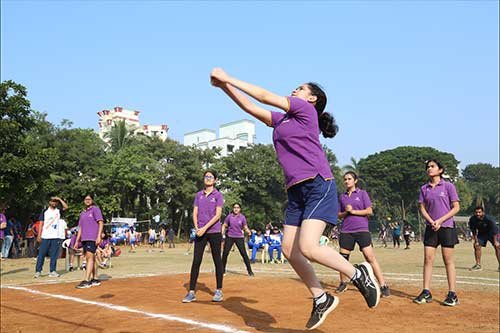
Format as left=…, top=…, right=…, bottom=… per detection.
left=104, top=120, right=136, bottom=152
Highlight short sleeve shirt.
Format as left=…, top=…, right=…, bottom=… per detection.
left=78, top=205, right=104, bottom=241
left=42, top=208, right=61, bottom=239
left=271, top=97, right=333, bottom=188
left=339, top=189, right=372, bottom=233
left=419, top=179, right=459, bottom=228
left=194, top=188, right=224, bottom=233
left=224, top=213, right=247, bottom=238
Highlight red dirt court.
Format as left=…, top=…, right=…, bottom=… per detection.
left=1, top=273, right=499, bottom=333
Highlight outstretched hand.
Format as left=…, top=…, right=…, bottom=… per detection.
left=210, top=67, right=230, bottom=84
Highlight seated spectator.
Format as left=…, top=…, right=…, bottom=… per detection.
left=68, top=230, right=84, bottom=271
left=248, top=228, right=266, bottom=263
left=97, top=231, right=112, bottom=268
left=268, top=227, right=283, bottom=263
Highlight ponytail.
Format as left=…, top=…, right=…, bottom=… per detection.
left=319, top=111, right=339, bottom=138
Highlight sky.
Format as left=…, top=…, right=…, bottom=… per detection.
left=2, top=1, right=499, bottom=169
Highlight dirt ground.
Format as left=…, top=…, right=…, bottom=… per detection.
left=1, top=272, right=499, bottom=333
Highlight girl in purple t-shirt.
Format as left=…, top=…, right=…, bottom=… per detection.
left=414, top=159, right=460, bottom=306
left=182, top=170, right=225, bottom=303
left=221, top=203, right=254, bottom=277
left=210, top=68, right=380, bottom=330
left=74, top=195, right=104, bottom=289
left=336, top=171, right=390, bottom=297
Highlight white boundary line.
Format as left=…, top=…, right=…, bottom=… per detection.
left=225, top=268, right=500, bottom=286
left=2, top=286, right=249, bottom=333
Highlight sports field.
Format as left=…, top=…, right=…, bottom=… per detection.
left=1, top=241, right=499, bottom=332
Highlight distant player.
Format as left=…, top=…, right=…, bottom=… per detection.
left=468, top=206, right=500, bottom=271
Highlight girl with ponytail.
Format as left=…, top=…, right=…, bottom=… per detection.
left=210, top=68, right=380, bottom=331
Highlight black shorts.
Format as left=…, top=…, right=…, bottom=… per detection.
left=477, top=234, right=498, bottom=247
left=423, top=225, right=458, bottom=248
left=339, top=232, right=372, bottom=251
left=82, top=241, right=97, bottom=254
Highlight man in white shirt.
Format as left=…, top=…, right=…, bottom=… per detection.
left=34, top=196, right=68, bottom=278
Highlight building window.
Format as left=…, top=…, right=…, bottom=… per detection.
left=227, top=144, right=234, bottom=153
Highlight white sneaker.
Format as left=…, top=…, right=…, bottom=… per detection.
left=48, top=271, right=60, bottom=278
left=34, top=272, right=41, bottom=278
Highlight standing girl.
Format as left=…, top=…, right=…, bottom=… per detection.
left=210, top=68, right=380, bottom=330
left=221, top=203, right=254, bottom=276
left=336, top=171, right=390, bottom=297
left=414, top=159, right=460, bottom=306
left=182, top=170, right=225, bottom=303
left=74, top=195, right=104, bottom=289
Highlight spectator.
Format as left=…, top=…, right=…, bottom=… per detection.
left=25, top=218, right=36, bottom=257
left=403, top=222, right=412, bottom=250
left=68, top=230, right=83, bottom=271
left=97, top=231, right=112, bottom=268
left=378, top=223, right=387, bottom=248
left=148, top=227, right=156, bottom=252
left=268, top=227, right=283, bottom=263
left=1, top=214, right=14, bottom=260
left=167, top=227, right=175, bottom=248
left=185, top=227, right=196, bottom=255
left=35, top=196, right=68, bottom=278
left=0, top=207, right=7, bottom=259
left=159, top=227, right=166, bottom=252
left=390, top=222, right=401, bottom=248
left=248, top=228, right=266, bottom=263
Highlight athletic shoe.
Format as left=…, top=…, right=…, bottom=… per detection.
left=381, top=285, right=391, bottom=297
left=182, top=291, right=196, bottom=303
left=33, top=272, right=41, bottom=278
left=248, top=272, right=255, bottom=277
left=443, top=292, right=459, bottom=306
left=76, top=280, right=91, bottom=289
left=90, top=279, right=101, bottom=286
left=470, top=264, right=482, bottom=271
left=352, top=262, right=381, bottom=308
left=305, top=293, right=339, bottom=330
left=212, top=289, right=223, bottom=302
left=413, top=290, right=432, bottom=304
left=68, top=266, right=75, bottom=272
left=80, top=264, right=86, bottom=270
left=48, top=271, right=60, bottom=278
left=335, top=281, right=348, bottom=293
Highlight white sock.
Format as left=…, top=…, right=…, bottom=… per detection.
left=351, top=268, right=361, bottom=281
left=314, top=292, right=327, bottom=305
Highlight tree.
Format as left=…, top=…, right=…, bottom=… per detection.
left=462, top=163, right=500, bottom=219
left=215, top=144, right=286, bottom=230
left=104, top=120, right=136, bottom=152
left=0, top=81, right=57, bottom=217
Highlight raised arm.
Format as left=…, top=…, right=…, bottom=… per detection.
left=211, top=68, right=289, bottom=113
left=218, top=82, right=273, bottom=126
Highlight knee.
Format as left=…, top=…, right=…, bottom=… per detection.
left=424, top=255, right=434, bottom=265
left=298, top=243, right=315, bottom=261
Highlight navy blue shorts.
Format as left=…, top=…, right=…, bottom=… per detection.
left=477, top=234, right=498, bottom=247
left=285, top=175, right=339, bottom=227
left=82, top=241, right=97, bottom=254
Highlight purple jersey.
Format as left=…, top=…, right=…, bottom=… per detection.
left=271, top=97, right=333, bottom=188
left=224, top=213, right=247, bottom=238
left=339, top=188, right=372, bottom=233
left=419, top=179, right=459, bottom=228
left=99, top=238, right=110, bottom=249
left=69, top=234, right=82, bottom=249
left=0, top=213, right=6, bottom=239
left=78, top=205, right=104, bottom=241
left=194, top=188, right=224, bottom=233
